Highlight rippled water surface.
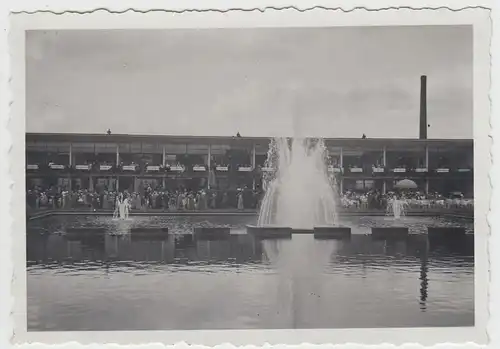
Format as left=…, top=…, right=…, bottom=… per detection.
left=27, top=214, right=474, bottom=331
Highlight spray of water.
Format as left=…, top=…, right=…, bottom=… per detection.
left=257, top=138, right=340, bottom=229
left=386, top=198, right=407, bottom=219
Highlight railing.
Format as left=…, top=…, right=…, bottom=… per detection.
left=25, top=163, right=474, bottom=177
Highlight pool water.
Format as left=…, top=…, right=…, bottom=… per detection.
left=27, top=214, right=474, bottom=331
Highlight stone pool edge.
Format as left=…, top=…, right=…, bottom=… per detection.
left=27, top=209, right=473, bottom=221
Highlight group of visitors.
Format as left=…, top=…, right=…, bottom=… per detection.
left=26, top=184, right=472, bottom=214
left=340, top=190, right=473, bottom=211
left=26, top=185, right=262, bottom=212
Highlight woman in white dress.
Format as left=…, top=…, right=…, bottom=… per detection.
left=123, top=196, right=130, bottom=219
left=237, top=191, right=244, bottom=210
left=118, top=195, right=126, bottom=219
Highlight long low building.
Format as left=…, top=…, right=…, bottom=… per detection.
left=25, top=133, right=474, bottom=196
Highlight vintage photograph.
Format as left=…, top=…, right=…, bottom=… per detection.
left=15, top=9, right=490, bottom=342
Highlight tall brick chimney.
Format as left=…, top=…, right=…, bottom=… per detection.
left=419, top=75, right=427, bottom=140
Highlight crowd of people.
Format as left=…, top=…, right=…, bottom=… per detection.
left=340, top=190, right=473, bottom=211
left=26, top=185, right=262, bottom=212
left=26, top=184, right=474, bottom=215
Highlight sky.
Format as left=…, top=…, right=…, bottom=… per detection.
left=26, top=26, right=473, bottom=139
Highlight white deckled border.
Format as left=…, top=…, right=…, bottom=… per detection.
left=0, top=2, right=497, bottom=349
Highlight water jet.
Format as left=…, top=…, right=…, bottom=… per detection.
left=257, top=138, right=339, bottom=230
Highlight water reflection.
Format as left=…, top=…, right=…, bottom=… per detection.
left=28, top=233, right=268, bottom=265
left=420, top=245, right=429, bottom=311
left=26, top=216, right=474, bottom=331
left=27, top=230, right=474, bottom=266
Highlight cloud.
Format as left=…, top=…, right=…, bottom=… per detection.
left=26, top=26, right=473, bottom=139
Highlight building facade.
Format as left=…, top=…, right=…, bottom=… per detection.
left=25, top=133, right=474, bottom=197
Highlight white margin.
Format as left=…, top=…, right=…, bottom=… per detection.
left=0, top=2, right=497, bottom=349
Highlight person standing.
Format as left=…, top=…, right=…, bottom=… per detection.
left=222, top=191, right=228, bottom=208
left=103, top=191, right=109, bottom=210
left=237, top=190, right=244, bottom=210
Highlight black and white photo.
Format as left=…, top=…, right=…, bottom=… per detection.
left=8, top=7, right=491, bottom=346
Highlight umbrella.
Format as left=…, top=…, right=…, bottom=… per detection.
left=395, top=179, right=418, bottom=189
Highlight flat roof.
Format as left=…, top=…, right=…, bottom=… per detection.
left=26, top=132, right=473, bottom=148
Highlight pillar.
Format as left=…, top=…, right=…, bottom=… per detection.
left=207, top=144, right=211, bottom=189
left=134, top=176, right=139, bottom=193
left=425, top=145, right=429, bottom=194
left=89, top=175, right=94, bottom=191
left=340, top=178, right=344, bottom=194
left=162, top=145, right=166, bottom=166
left=68, top=144, right=73, bottom=192
left=69, top=143, right=73, bottom=166
left=425, top=145, right=429, bottom=168
left=382, top=146, right=387, bottom=194
left=382, top=146, right=387, bottom=167
left=252, top=143, right=256, bottom=168
left=340, top=147, right=343, bottom=168
left=252, top=143, right=256, bottom=190
left=115, top=145, right=120, bottom=193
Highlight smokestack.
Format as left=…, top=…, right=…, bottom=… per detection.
left=419, top=75, right=427, bottom=139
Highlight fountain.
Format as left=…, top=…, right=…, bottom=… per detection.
left=255, top=137, right=339, bottom=230
left=374, top=197, right=409, bottom=239
left=386, top=198, right=407, bottom=220
left=113, top=194, right=130, bottom=220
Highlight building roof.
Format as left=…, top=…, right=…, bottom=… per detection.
left=26, top=132, right=473, bottom=150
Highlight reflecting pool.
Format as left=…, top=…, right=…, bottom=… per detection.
left=27, top=214, right=474, bottom=331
